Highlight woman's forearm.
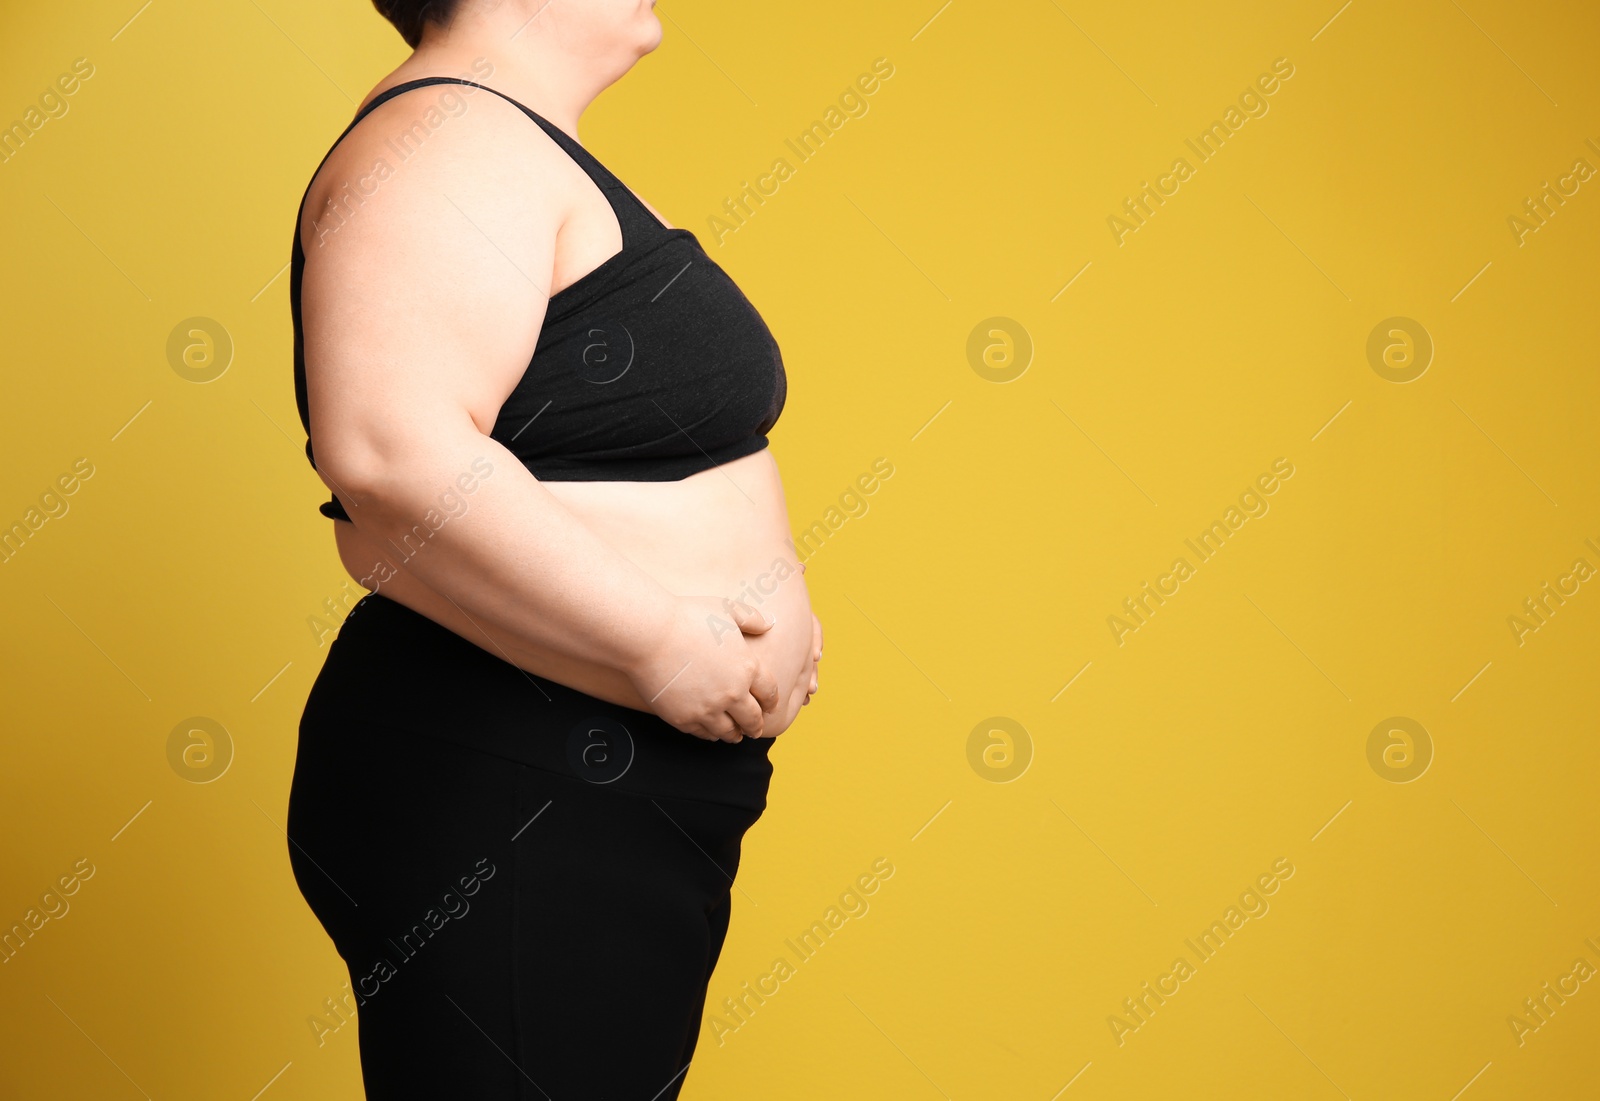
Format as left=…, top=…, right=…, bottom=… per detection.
left=333, top=514, right=652, bottom=708
left=322, top=423, right=680, bottom=683
left=333, top=547, right=816, bottom=737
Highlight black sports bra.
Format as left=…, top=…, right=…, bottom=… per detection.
left=290, top=77, right=786, bottom=522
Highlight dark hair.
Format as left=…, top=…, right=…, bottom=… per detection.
left=370, top=0, right=461, bottom=48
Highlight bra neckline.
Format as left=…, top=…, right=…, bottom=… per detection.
left=547, top=227, right=698, bottom=311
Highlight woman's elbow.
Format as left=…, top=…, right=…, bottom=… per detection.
left=312, top=415, right=482, bottom=515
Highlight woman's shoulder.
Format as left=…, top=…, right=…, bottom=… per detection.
left=297, top=75, right=572, bottom=258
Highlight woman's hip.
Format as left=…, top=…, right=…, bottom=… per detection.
left=285, top=728, right=760, bottom=1098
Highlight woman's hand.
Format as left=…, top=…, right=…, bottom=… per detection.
left=804, top=611, right=822, bottom=705
left=788, top=611, right=822, bottom=717
left=626, top=594, right=783, bottom=743
left=732, top=604, right=819, bottom=742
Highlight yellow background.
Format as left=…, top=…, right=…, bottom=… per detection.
left=2, top=0, right=1598, bottom=1097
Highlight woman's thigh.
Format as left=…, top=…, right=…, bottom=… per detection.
left=287, top=722, right=761, bottom=1100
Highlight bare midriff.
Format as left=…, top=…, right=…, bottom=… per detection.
left=331, top=446, right=814, bottom=734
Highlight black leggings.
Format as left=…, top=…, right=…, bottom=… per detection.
left=287, top=592, right=775, bottom=1099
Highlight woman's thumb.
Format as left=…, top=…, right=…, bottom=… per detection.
left=725, top=597, right=775, bottom=635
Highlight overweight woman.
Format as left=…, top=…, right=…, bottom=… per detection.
left=283, top=2, right=822, bottom=1096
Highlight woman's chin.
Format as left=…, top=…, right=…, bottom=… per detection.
left=640, top=18, right=664, bottom=55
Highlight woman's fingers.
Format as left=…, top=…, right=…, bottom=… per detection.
left=751, top=663, right=781, bottom=714
left=724, top=693, right=765, bottom=739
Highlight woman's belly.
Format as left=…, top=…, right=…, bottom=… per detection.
left=546, top=448, right=814, bottom=725
left=332, top=447, right=814, bottom=732
left=541, top=448, right=803, bottom=616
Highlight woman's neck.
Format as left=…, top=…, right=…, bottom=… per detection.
left=391, top=5, right=642, bottom=142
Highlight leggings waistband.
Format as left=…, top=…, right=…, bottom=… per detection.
left=299, top=592, right=775, bottom=813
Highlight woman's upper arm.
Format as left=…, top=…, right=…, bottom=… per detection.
left=300, top=94, right=564, bottom=489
